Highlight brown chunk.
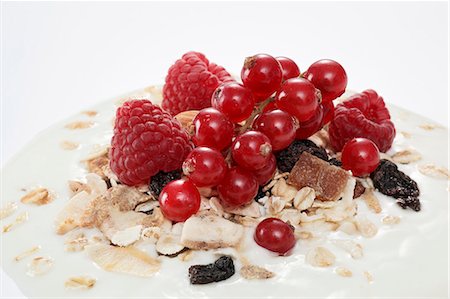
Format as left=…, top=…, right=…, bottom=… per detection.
left=288, top=152, right=349, bottom=201
left=353, top=181, right=366, bottom=199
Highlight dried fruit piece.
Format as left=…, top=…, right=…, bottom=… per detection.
left=188, top=256, right=235, bottom=284
left=370, top=159, right=420, bottom=211
left=85, top=244, right=160, bottom=277
left=288, top=152, right=349, bottom=201
left=149, top=170, right=182, bottom=197
left=276, top=139, right=328, bottom=173
left=21, top=188, right=53, bottom=205
left=65, top=276, right=96, bottom=289
left=240, top=265, right=274, bottom=280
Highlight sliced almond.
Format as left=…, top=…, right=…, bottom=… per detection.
left=21, top=188, right=54, bottom=205
left=85, top=244, right=160, bottom=277
left=240, top=265, right=274, bottom=280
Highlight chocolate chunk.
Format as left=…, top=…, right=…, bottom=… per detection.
left=288, top=152, right=349, bottom=201
left=353, top=181, right=366, bottom=199
left=370, top=159, right=421, bottom=211
left=188, top=256, right=235, bottom=284
left=276, top=140, right=329, bottom=173
left=149, top=170, right=182, bottom=197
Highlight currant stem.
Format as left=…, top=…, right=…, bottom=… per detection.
left=238, top=97, right=274, bottom=134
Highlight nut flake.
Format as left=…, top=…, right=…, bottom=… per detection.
left=418, top=164, right=450, bottom=180
left=278, top=209, right=302, bottom=226
left=174, top=110, right=199, bottom=131
left=355, top=217, right=378, bottom=238
left=68, top=180, right=89, bottom=195
left=135, top=200, right=159, bottom=213
left=156, top=233, right=185, bottom=257
left=240, top=265, right=274, bottom=280
left=392, top=149, right=422, bottom=164
left=65, top=121, right=94, bottom=130
left=400, top=131, right=412, bottom=138
left=65, top=276, right=96, bottom=289
left=265, top=196, right=286, bottom=215
left=332, top=239, right=363, bottom=259
left=111, top=225, right=143, bottom=247
left=86, top=244, right=160, bottom=277
left=295, top=230, right=313, bottom=240
left=419, top=123, right=443, bottom=131
left=271, top=178, right=298, bottom=202
left=335, top=267, right=352, bottom=277
left=27, top=256, right=53, bottom=276
left=361, top=189, right=382, bottom=213
left=293, top=187, right=316, bottom=211
left=0, top=202, right=17, bottom=220
left=141, top=227, right=161, bottom=243
left=15, top=246, right=41, bottom=261
left=382, top=215, right=401, bottom=225
left=60, top=141, right=80, bottom=150
left=305, top=247, right=335, bottom=267
left=338, top=221, right=358, bottom=235
left=364, top=271, right=374, bottom=283
left=65, top=230, right=89, bottom=252
left=20, top=188, right=54, bottom=206
left=3, top=212, right=28, bottom=233
left=224, top=201, right=261, bottom=218
left=81, top=110, right=98, bottom=117
left=86, top=151, right=109, bottom=178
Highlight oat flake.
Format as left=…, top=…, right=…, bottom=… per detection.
left=418, top=164, right=450, bottom=180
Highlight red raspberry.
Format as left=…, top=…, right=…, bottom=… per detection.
left=328, top=90, right=396, bottom=153
left=110, top=100, right=192, bottom=186
left=162, top=52, right=233, bottom=115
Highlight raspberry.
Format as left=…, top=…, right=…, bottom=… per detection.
left=110, top=100, right=192, bottom=186
left=328, top=90, right=396, bottom=152
left=162, top=52, right=233, bottom=115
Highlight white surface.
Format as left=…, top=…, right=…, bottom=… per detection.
left=1, top=2, right=449, bottom=298
left=0, top=86, right=448, bottom=298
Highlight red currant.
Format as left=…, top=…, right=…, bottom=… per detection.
left=254, top=218, right=296, bottom=255
left=211, top=82, right=255, bottom=123
left=276, top=56, right=300, bottom=81
left=182, top=147, right=227, bottom=187
left=262, top=101, right=278, bottom=113
left=217, top=167, right=258, bottom=207
left=192, top=108, right=234, bottom=151
left=254, top=154, right=276, bottom=185
left=321, top=100, right=335, bottom=125
left=304, top=59, right=347, bottom=103
left=232, top=131, right=272, bottom=171
left=159, top=179, right=200, bottom=222
left=296, top=104, right=324, bottom=139
left=276, top=78, right=320, bottom=122
left=241, top=54, right=283, bottom=99
left=253, top=109, right=297, bottom=151
left=341, top=138, right=380, bottom=177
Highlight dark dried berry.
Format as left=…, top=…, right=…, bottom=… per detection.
left=189, top=256, right=235, bottom=284
left=353, top=181, right=366, bottom=199
left=397, top=197, right=421, bottom=212
left=328, top=157, right=342, bottom=167
left=276, top=140, right=329, bottom=173
left=149, top=170, right=182, bottom=197
left=370, top=159, right=421, bottom=211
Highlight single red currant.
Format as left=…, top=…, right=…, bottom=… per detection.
left=276, top=56, right=300, bottom=81
left=211, top=82, right=255, bottom=123
left=192, top=108, right=234, bottom=151
left=276, top=77, right=320, bottom=122
left=262, top=101, right=278, bottom=113
left=321, top=100, right=335, bottom=125
left=182, top=147, right=227, bottom=187
left=241, top=54, right=283, bottom=99
left=159, top=179, right=201, bottom=222
left=253, top=109, right=297, bottom=151
left=232, top=131, right=272, bottom=171
left=254, top=154, right=276, bottom=185
left=341, top=138, right=380, bottom=177
left=296, top=104, right=324, bottom=139
left=303, top=59, right=347, bottom=103
left=254, top=218, right=296, bottom=255
left=217, top=167, right=258, bottom=207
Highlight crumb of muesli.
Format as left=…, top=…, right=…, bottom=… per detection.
left=391, top=149, right=422, bottom=164
left=60, top=141, right=80, bottom=150
left=364, top=271, right=374, bottom=283
left=20, top=188, right=54, bottom=206
left=361, top=189, right=382, bottom=214
left=26, top=256, right=53, bottom=276
left=400, top=131, right=412, bottom=138
left=81, top=110, right=98, bottom=117
left=295, top=230, right=313, bottom=240
left=14, top=246, right=41, bottom=261
left=419, top=123, right=443, bottom=131
left=354, top=217, right=378, bottom=238
left=2, top=212, right=28, bottom=233
left=382, top=215, right=401, bottom=225
left=65, top=121, right=95, bottom=130
left=0, top=202, right=17, bottom=220
left=64, top=230, right=89, bottom=252
left=85, top=151, right=110, bottom=179
left=418, top=164, right=450, bottom=180
left=65, top=276, right=96, bottom=289
left=240, top=265, right=274, bottom=280
left=305, top=247, right=336, bottom=267
left=335, top=267, right=352, bottom=277
left=332, top=239, right=363, bottom=259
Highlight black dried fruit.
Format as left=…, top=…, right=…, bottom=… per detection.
left=188, top=256, right=235, bottom=284
left=328, top=157, right=342, bottom=167
left=370, top=159, right=421, bottom=211
left=149, top=170, right=182, bottom=197
left=276, top=140, right=329, bottom=173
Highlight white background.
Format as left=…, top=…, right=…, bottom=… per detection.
left=1, top=1, right=448, bottom=298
